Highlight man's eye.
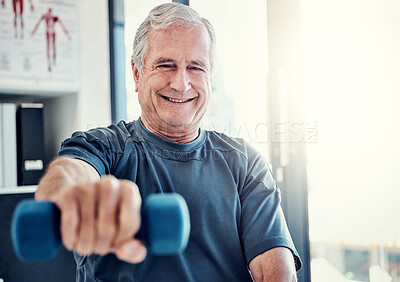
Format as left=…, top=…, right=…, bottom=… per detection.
left=188, top=66, right=204, bottom=72
left=157, top=64, right=175, bottom=70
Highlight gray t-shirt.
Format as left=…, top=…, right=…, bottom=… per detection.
left=58, top=118, right=301, bottom=282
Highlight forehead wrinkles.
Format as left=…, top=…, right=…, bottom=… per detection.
left=145, top=25, right=211, bottom=68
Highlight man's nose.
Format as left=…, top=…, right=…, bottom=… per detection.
left=170, top=68, right=191, bottom=93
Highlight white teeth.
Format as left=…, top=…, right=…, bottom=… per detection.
left=161, top=95, right=194, bottom=103
left=166, top=97, right=189, bottom=103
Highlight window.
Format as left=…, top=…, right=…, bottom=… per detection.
left=304, top=1, right=400, bottom=281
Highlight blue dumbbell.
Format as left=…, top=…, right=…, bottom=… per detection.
left=11, top=193, right=190, bottom=261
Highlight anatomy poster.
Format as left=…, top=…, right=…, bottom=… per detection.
left=0, top=0, right=79, bottom=93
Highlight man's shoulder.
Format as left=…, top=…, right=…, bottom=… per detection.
left=204, top=130, right=267, bottom=164
left=63, top=120, right=137, bottom=150
left=204, top=130, right=253, bottom=159
left=80, top=120, right=135, bottom=139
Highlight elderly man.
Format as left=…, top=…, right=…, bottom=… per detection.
left=36, top=3, right=301, bottom=281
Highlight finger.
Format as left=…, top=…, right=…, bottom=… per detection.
left=55, top=187, right=79, bottom=251
left=75, top=182, right=97, bottom=255
left=115, top=239, right=147, bottom=264
left=95, top=176, right=119, bottom=254
left=114, top=180, right=142, bottom=245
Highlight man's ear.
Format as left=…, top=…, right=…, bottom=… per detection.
left=131, top=59, right=140, bottom=92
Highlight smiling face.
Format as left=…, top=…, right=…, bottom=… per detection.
left=132, top=24, right=212, bottom=143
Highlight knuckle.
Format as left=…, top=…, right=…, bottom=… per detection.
left=80, top=222, right=93, bottom=238
left=54, top=184, right=74, bottom=204
left=98, top=177, right=119, bottom=198
left=120, top=212, right=140, bottom=235
left=75, top=183, right=94, bottom=199
left=100, top=175, right=117, bottom=187
left=102, top=174, right=116, bottom=181
left=80, top=213, right=94, bottom=228
left=100, top=182, right=116, bottom=198
left=98, top=222, right=117, bottom=241
left=121, top=181, right=141, bottom=205
left=63, top=212, right=78, bottom=227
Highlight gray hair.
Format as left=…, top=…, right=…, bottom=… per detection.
left=132, top=3, right=216, bottom=75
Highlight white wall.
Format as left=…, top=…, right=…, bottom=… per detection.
left=76, top=0, right=111, bottom=130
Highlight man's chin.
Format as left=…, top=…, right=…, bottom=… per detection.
left=163, top=120, right=191, bottom=128
left=160, top=117, right=197, bottom=129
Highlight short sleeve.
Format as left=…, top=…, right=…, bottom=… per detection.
left=239, top=145, right=302, bottom=271
left=57, top=124, right=129, bottom=176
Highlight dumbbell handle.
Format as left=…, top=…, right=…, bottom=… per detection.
left=11, top=193, right=190, bottom=261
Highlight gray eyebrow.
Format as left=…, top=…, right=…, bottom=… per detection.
left=152, top=58, right=208, bottom=71
left=190, top=60, right=207, bottom=69
left=153, top=58, right=174, bottom=65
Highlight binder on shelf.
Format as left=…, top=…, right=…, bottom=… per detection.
left=16, top=104, right=45, bottom=186
left=1, top=103, right=18, bottom=187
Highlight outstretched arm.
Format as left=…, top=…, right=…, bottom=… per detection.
left=57, top=18, right=71, bottom=40
left=249, top=247, right=298, bottom=282
left=31, top=16, right=44, bottom=35
left=36, top=157, right=99, bottom=200
left=36, top=156, right=147, bottom=263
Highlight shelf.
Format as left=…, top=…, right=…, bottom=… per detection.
left=0, top=186, right=37, bottom=195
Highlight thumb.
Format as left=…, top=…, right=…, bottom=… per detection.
left=115, top=239, right=147, bottom=264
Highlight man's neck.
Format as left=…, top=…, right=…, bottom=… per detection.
left=140, top=118, right=200, bottom=144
